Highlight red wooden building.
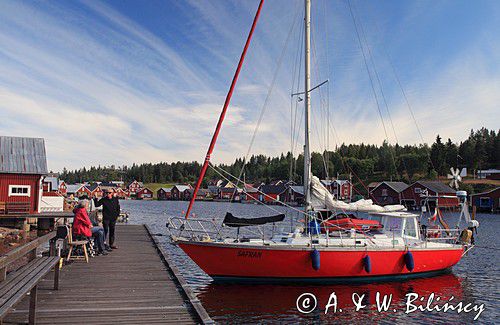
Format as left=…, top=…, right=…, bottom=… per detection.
left=259, top=184, right=287, bottom=204
left=127, top=180, right=144, bottom=196
left=114, top=187, right=128, bottom=199
left=243, top=184, right=260, bottom=203
left=0, top=136, right=48, bottom=215
left=137, top=187, right=153, bottom=200
left=171, top=185, right=192, bottom=200
left=218, top=188, right=241, bottom=202
left=400, top=181, right=458, bottom=209
left=86, top=184, right=102, bottom=198
left=470, top=187, right=500, bottom=212
left=369, top=181, right=408, bottom=206
left=157, top=187, right=173, bottom=200
left=58, top=180, right=67, bottom=195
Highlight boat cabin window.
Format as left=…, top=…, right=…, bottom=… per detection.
left=403, top=218, right=418, bottom=238
left=387, top=217, right=403, bottom=232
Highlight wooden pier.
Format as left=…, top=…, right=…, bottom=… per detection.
left=4, top=224, right=212, bottom=324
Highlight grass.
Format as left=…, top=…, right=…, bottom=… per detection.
left=143, top=183, right=176, bottom=199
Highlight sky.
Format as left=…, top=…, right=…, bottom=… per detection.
left=0, top=0, right=499, bottom=171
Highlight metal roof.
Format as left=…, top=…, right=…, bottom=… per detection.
left=0, top=136, right=48, bottom=174
left=173, top=185, right=191, bottom=192
left=414, top=181, right=456, bottom=194
left=289, top=186, right=304, bottom=195
left=66, top=184, right=84, bottom=193
left=373, top=181, right=408, bottom=193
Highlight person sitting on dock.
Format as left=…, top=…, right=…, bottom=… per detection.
left=93, top=189, right=120, bottom=250
left=73, top=199, right=108, bottom=255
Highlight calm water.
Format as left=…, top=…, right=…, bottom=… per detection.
left=121, top=200, right=499, bottom=324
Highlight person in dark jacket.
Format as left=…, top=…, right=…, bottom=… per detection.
left=93, top=189, right=120, bottom=249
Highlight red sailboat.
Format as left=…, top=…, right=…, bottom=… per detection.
left=167, top=0, right=478, bottom=282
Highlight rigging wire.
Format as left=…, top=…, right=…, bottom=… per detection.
left=290, top=16, right=305, bottom=182
left=372, top=22, right=437, bottom=173
left=229, top=2, right=302, bottom=202
left=347, top=0, right=390, bottom=144
left=352, top=0, right=403, bottom=181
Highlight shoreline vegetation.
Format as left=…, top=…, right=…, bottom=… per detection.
left=60, top=128, right=499, bottom=195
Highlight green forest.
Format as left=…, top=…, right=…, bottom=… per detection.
left=60, top=128, right=499, bottom=193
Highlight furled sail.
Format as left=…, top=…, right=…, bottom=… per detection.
left=310, top=176, right=406, bottom=212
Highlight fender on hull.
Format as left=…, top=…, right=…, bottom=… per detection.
left=178, top=242, right=464, bottom=281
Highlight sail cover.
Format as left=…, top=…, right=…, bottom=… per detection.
left=310, top=176, right=406, bottom=213
left=222, top=212, right=285, bottom=227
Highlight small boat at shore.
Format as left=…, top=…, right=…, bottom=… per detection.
left=166, top=0, right=478, bottom=282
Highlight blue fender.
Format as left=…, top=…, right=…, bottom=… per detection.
left=363, top=255, right=371, bottom=273
left=404, top=250, right=414, bottom=272
left=311, top=249, right=320, bottom=271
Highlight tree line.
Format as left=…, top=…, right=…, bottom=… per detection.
left=60, top=128, right=499, bottom=191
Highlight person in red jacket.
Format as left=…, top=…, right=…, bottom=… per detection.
left=73, top=200, right=107, bottom=255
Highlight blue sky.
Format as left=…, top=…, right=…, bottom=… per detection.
left=0, top=0, right=498, bottom=171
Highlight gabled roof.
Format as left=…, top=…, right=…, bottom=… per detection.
left=218, top=180, right=235, bottom=188
left=86, top=184, right=101, bottom=192
left=173, top=185, right=191, bottom=192
left=138, top=187, right=152, bottom=193
left=0, top=136, right=48, bottom=174
left=244, top=184, right=259, bottom=193
left=127, top=180, right=144, bottom=187
left=414, top=181, right=456, bottom=194
left=470, top=187, right=500, bottom=197
left=66, top=184, right=85, bottom=193
left=260, top=184, right=287, bottom=195
left=289, top=186, right=304, bottom=195
left=373, top=181, right=408, bottom=193
left=158, top=187, right=173, bottom=192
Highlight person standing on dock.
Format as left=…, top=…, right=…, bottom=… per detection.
left=93, top=189, right=120, bottom=249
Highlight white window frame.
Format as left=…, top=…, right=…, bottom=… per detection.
left=8, top=185, right=31, bottom=197
left=414, top=188, right=421, bottom=194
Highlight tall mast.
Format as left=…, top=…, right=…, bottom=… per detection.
left=303, top=0, right=312, bottom=211
left=184, top=0, right=265, bottom=219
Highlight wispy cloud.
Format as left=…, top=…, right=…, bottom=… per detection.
left=0, top=0, right=498, bottom=172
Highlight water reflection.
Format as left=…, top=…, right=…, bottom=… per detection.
left=121, top=200, right=498, bottom=323
left=196, top=273, right=472, bottom=323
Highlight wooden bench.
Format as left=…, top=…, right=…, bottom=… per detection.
left=5, top=202, right=31, bottom=215
left=0, top=231, right=60, bottom=325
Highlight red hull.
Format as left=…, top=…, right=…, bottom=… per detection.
left=178, top=242, right=464, bottom=279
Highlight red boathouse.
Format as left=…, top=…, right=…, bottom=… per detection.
left=0, top=136, right=48, bottom=215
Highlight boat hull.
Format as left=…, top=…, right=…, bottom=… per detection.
left=178, top=241, right=464, bottom=281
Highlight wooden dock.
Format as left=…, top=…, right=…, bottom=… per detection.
left=4, top=224, right=212, bottom=324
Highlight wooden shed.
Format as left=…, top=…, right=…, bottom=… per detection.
left=470, top=187, right=500, bottom=212
left=0, top=136, right=47, bottom=215
left=369, top=181, right=408, bottom=206
left=400, top=181, right=458, bottom=209
left=137, top=187, right=153, bottom=200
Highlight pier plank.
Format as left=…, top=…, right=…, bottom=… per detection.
left=3, top=224, right=210, bottom=324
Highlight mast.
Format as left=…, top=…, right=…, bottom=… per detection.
left=303, top=0, right=312, bottom=211
left=184, top=0, right=265, bottom=219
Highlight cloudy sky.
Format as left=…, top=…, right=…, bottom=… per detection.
left=0, top=0, right=499, bottom=171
